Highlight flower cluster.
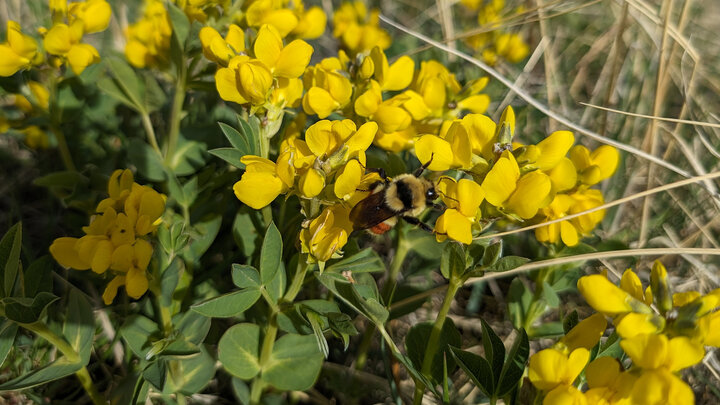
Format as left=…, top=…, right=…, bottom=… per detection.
left=530, top=261, right=720, bottom=404
left=0, top=0, right=110, bottom=77
left=302, top=46, right=491, bottom=152
left=204, top=23, right=313, bottom=121
left=461, top=0, right=530, bottom=65
left=125, top=0, right=173, bottom=69
left=243, top=0, right=327, bottom=40
left=4, top=81, right=51, bottom=149
left=414, top=106, right=618, bottom=245
left=332, top=1, right=390, bottom=56
left=50, top=169, right=166, bottom=304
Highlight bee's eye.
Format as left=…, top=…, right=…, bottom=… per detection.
left=426, top=188, right=437, bottom=200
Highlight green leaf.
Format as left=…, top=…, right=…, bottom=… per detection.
left=169, top=139, right=207, bottom=176
left=142, top=360, right=167, bottom=390
left=496, top=328, right=529, bottom=397
left=62, top=288, right=94, bottom=364
left=218, top=122, right=252, bottom=154
left=262, top=333, right=323, bottom=391
left=507, top=278, right=531, bottom=329
left=449, top=346, right=494, bottom=398
left=260, top=222, right=282, bottom=284
left=23, top=256, right=53, bottom=297
left=33, top=171, right=88, bottom=190
left=209, top=148, right=246, bottom=169
left=183, top=215, right=222, bottom=264
left=531, top=322, right=564, bottom=338
left=542, top=281, right=560, bottom=308
left=160, top=258, right=184, bottom=307
left=231, top=264, right=261, bottom=288
left=218, top=324, right=261, bottom=380
left=105, top=57, right=145, bottom=112
left=163, top=346, right=216, bottom=395
left=0, top=321, right=18, bottom=366
left=406, top=229, right=445, bottom=260
left=480, top=318, right=505, bottom=387
left=0, top=358, right=82, bottom=391
left=0, top=223, right=22, bottom=297
left=175, top=311, right=211, bottom=346
left=481, top=241, right=502, bottom=267
left=167, top=2, right=190, bottom=50
left=265, top=261, right=286, bottom=303
left=120, top=315, right=161, bottom=359
left=238, top=115, right=261, bottom=155
left=128, top=138, right=166, bottom=181
left=596, top=331, right=623, bottom=359
left=3, top=292, right=58, bottom=324
left=142, top=72, right=166, bottom=113
left=405, top=319, right=462, bottom=383
left=233, top=213, right=258, bottom=257
left=231, top=378, right=251, bottom=405
left=317, top=273, right=389, bottom=324
left=485, top=256, right=529, bottom=273
left=191, top=288, right=261, bottom=318
left=440, top=243, right=465, bottom=279
left=306, top=312, right=329, bottom=358
left=325, top=248, right=386, bottom=274
left=97, top=77, right=137, bottom=109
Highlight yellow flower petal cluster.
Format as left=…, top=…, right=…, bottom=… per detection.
left=569, top=261, right=720, bottom=404
left=41, top=0, right=110, bottom=75
left=332, top=1, right=390, bottom=56
left=125, top=0, right=172, bottom=68
left=0, top=21, right=44, bottom=77
left=174, top=0, right=229, bottom=23
left=244, top=0, right=327, bottom=39
left=233, top=119, right=378, bottom=209
left=50, top=169, right=166, bottom=305
left=434, top=177, right=485, bottom=244
left=209, top=24, right=312, bottom=112
left=21, top=125, right=50, bottom=149
left=300, top=204, right=354, bottom=262
left=463, top=0, right=530, bottom=66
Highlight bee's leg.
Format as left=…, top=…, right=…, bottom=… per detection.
left=414, top=153, right=434, bottom=177
left=431, top=203, right=445, bottom=211
left=401, top=216, right=434, bottom=233
left=356, top=180, right=383, bottom=192
left=365, top=167, right=390, bottom=184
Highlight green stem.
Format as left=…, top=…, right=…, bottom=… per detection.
left=249, top=315, right=278, bottom=404
left=46, top=74, right=76, bottom=171
left=50, top=126, right=76, bottom=172
left=141, top=112, right=162, bottom=156
left=413, top=278, right=461, bottom=405
left=21, top=322, right=103, bottom=405
left=164, top=60, right=187, bottom=166
left=283, top=259, right=309, bottom=303
left=356, top=231, right=410, bottom=370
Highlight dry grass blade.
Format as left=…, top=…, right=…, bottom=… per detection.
left=378, top=14, right=708, bottom=185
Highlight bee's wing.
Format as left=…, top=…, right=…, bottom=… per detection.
left=349, top=192, right=400, bottom=230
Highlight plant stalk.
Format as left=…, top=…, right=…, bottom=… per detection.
left=140, top=112, right=162, bottom=156
left=164, top=60, right=187, bottom=166
left=412, top=277, right=461, bottom=405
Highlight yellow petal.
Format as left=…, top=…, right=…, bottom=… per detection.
left=305, top=120, right=334, bottom=156
left=226, top=24, right=245, bottom=53
left=67, top=43, right=100, bottom=75
left=275, top=39, right=314, bottom=78
left=577, top=274, right=633, bottom=315
left=50, top=237, right=89, bottom=270
left=505, top=171, right=552, bottom=219
left=110, top=243, right=134, bottom=271
left=435, top=209, right=472, bottom=244
left=261, top=9, right=298, bottom=37
left=215, top=67, right=247, bottom=104
left=559, top=220, right=579, bottom=246
left=620, top=333, right=667, bottom=369
left=665, top=336, right=705, bottom=371
left=354, top=86, right=382, bottom=117
left=560, top=313, right=607, bottom=352
left=458, top=94, right=490, bottom=114
left=124, top=40, right=148, bottom=68
left=238, top=61, right=272, bottom=104
left=585, top=356, right=622, bottom=389
left=0, top=44, right=29, bottom=76
left=456, top=179, right=484, bottom=218
left=293, top=7, right=327, bottom=39
left=126, top=266, right=149, bottom=299
left=303, top=87, right=338, bottom=118
left=382, top=56, right=414, bottom=91
left=91, top=239, right=113, bottom=274
left=414, top=135, right=453, bottom=171
left=299, top=168, right=325, bottom=198
left=547, top=157, right=577, bottom=192
left=535, top=130, right=575, bottom=171
left=620, top=268, right=645, bottom=301
left=335, top=159, right=364, bottom=200
left=543, top=385, right=588, bottom=405
left=446, top=121, right=473, bottom=169
left=254, top=24, right=283, bottom=70
left=44, top=23, right=73, bottom=55
left=481, top=153, right=519, bottom=206
left=591, top=145, right=620, bottom=181
left=134, top=239, right=153, bottom=270
left=346, top=121, right=378, bottom=154
left=374, top=104, right=411, bottom=133
left=233, top=172, right=284, bottom=209
left=102, top=276, right=126, bottom=305
left=615, top=312, right=663, bottom=338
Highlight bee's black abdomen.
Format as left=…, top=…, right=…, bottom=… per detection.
left=394, top=180, right=415, bottom=210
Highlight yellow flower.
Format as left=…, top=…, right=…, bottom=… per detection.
left=650, top=260, right=673, bottom=314
left=569, top=145, right=620, bottom=186
left=528, top=347, right=589, bottom=391
left=303, top=57, right=353, bottom=118
left=254, top=24, right=313, bottom=79
left=215, top=55, right=273, bottom=105
left=368, top=46, right=415, bottom=91
left=300, top=205, right=354, bottom=263
left=0, top=21, right=43, bottom=76
left=434, top=177, right=485, bottom=244
left=414, top=135, right=454, bottom=172
left=559, top=313, right=607, bottom=352
left=535, top=189, right=605, bottom=247
left=620, top=333, right=704, bottom=371
left=630, top=369, right=694, bottom=405
left=199, top=24, right=244, bottom=65
left=68, top=0, right=112, bottom=34
left=233, top=156, right=291, bottom=209
left=577, top=274, right=639, bottom=316
left=44, top=21, right=101, bottom=74
left=21, top=126, right=50, bottom=149
left=291, top=6, right=327, bottom=39
left=332, top=1, right=390, bottom=55
left=124, top=0, right=172, bottom=68
left=245, top=0, right=299, bottom=37
left=543, top=385, right=587, bottom=405
left=584, top=357, right=635, bottom=405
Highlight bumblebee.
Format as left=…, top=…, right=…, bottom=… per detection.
left=349, top=161, right=438, bottom=235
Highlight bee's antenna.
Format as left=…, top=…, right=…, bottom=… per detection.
left=415, top=153, right=434, bottom=177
